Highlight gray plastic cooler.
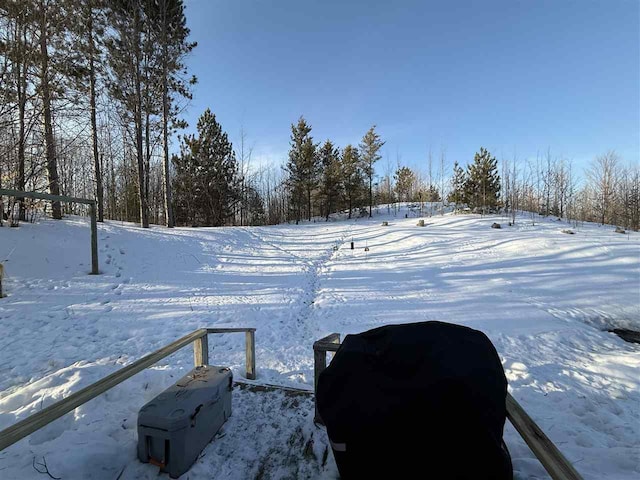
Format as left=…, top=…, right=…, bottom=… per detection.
left=137, top=365, right=233, bottom=478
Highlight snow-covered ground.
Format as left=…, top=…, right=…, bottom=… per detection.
left=0, top=207, right=638, bottom=479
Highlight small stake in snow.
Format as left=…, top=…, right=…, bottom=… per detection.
left=351, top=238, right=354, bottom=250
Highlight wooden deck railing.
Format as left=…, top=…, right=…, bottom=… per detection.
left=0, top=189, right=99, bottom=275
left=0, top=327, right=256, bottom=452
left=313, top=333, right=583, bottom=480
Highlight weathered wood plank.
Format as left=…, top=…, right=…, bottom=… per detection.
left=315, top=333, right=340, bottom=345
left=234, top=380, right=312, bottom=397
left=193, top=334, right=209, bottom=366
left=206, top=327, right=256, bottom=334
left=245, top=330, right=256, bottom=380
left=313, top=341, right=341, bottom=353
left=0, top=328, right=208, bottom=452
left=0, top=188, right=95, bottom=205
left=506, top=393, right=583, bottom=480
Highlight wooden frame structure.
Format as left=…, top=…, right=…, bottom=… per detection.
left=313, top=333, right=583, bottom=480
left=0, top=327, right=256, bottom=452
left=0, top=188, right=99, bottom=275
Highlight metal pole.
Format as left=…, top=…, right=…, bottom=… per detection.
left=90, top=202, right=99, bottom=274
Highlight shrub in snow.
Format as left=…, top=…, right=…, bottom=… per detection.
left=491, top=222, right=501, bottom=229
left=615, top=227, right=626, bottom=234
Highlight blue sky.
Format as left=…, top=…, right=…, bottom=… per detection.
left=182, top=0, right=639, bottom=176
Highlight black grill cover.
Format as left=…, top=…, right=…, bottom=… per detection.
left=316, top=321, right=512, bottom=479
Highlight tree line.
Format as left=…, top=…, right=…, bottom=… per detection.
left=0, top=2, right=637, bottom=230
left=284, top=117, right=385, bottom=223
left=0, top=0, right=195, bottom=228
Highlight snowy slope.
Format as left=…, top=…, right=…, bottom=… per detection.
left=0, top=209, right=638, bottom=479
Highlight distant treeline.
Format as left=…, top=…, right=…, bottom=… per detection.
left=1, top=2, right=637, bottom=230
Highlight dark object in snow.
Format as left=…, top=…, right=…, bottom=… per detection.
left=317, top=321, right=513, bottom=480
left=615, top=227, right=626, bottom=234
left=609, top=328, right=640, bottom=344
left=364, top=246, right=369, bottom=252
left=492, top=222, right=501, bottom=229
left=561, top=229, right=575, bottom=235
left=137, top=365, right=232, bottom=478
left=350, top=241, right=354, bottom=250
left=417, top=219, right=425, bottom=227
left=381, top=221, right=388, bottom=226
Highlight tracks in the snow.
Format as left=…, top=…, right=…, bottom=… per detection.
left=242, top=225, right=353, bottom=340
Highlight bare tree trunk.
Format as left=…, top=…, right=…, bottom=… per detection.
left=161, top=27, right=174, bottom=227
left=369, top=169, right=373, bottom=218
left=162, top=0, right=175, bottom=228
left=144, top=111, right=150, bottom=209
left=39, top=1, right=61, bottom=219
left=16, top=17, right=27, bottom=220
left=133, top=11, right=149, bottom=228
left=87, top=5, right=103, bottom=221
left=17, top=57, right=26, bottom=220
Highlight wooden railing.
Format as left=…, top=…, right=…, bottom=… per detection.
left=0, top=327, right=256, bottom=452
left=0, top=189, right=99, bottom=275
left=313, top=333, right=583, bottom=480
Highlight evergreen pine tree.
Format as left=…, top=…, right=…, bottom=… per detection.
left=107, top=0, right=151, bottom=227
left=465, top=147, right=501, bottom=213
left=71, top=0, right=108, bottom=222
left=341, top=144, right=362, bottom=219
left=147, top=0, right=196, bottom=228
left=34, top=0, right=79, bottom=219
left=359, top=125, right=384, bottom=217
left=448, top=161, right=467, bottom=206
left=425, top=184, right=441, bottom=202
left=285, top=117, right=318, bottom=223
left=394, top=166, right=415, bottom=202
left=172, top=108, right=239, bottom=226
left=318, top=140, right=342, bottom=221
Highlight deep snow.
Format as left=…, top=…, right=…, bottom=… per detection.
left=0, top=207, right=638, bottom=479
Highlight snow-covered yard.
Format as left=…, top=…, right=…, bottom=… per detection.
left=0, top=209, right=638, bottom=479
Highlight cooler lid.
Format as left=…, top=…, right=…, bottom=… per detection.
left=138, top=365, right=232, bottom=431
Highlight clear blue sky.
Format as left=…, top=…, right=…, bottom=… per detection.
left=182, top=0, right=639, bottom=176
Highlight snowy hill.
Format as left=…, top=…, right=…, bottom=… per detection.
left=0, top=210, right=638, bottom=479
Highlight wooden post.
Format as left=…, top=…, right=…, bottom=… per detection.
left=313, top=348, right=327, bottom=424
left=193, top=334, right=209, bottom=367
left=313, top=333, right=341, bottom=424
left=245, top=330, right=256, bottom=380
left=89, top=202, right=99, bottom=275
